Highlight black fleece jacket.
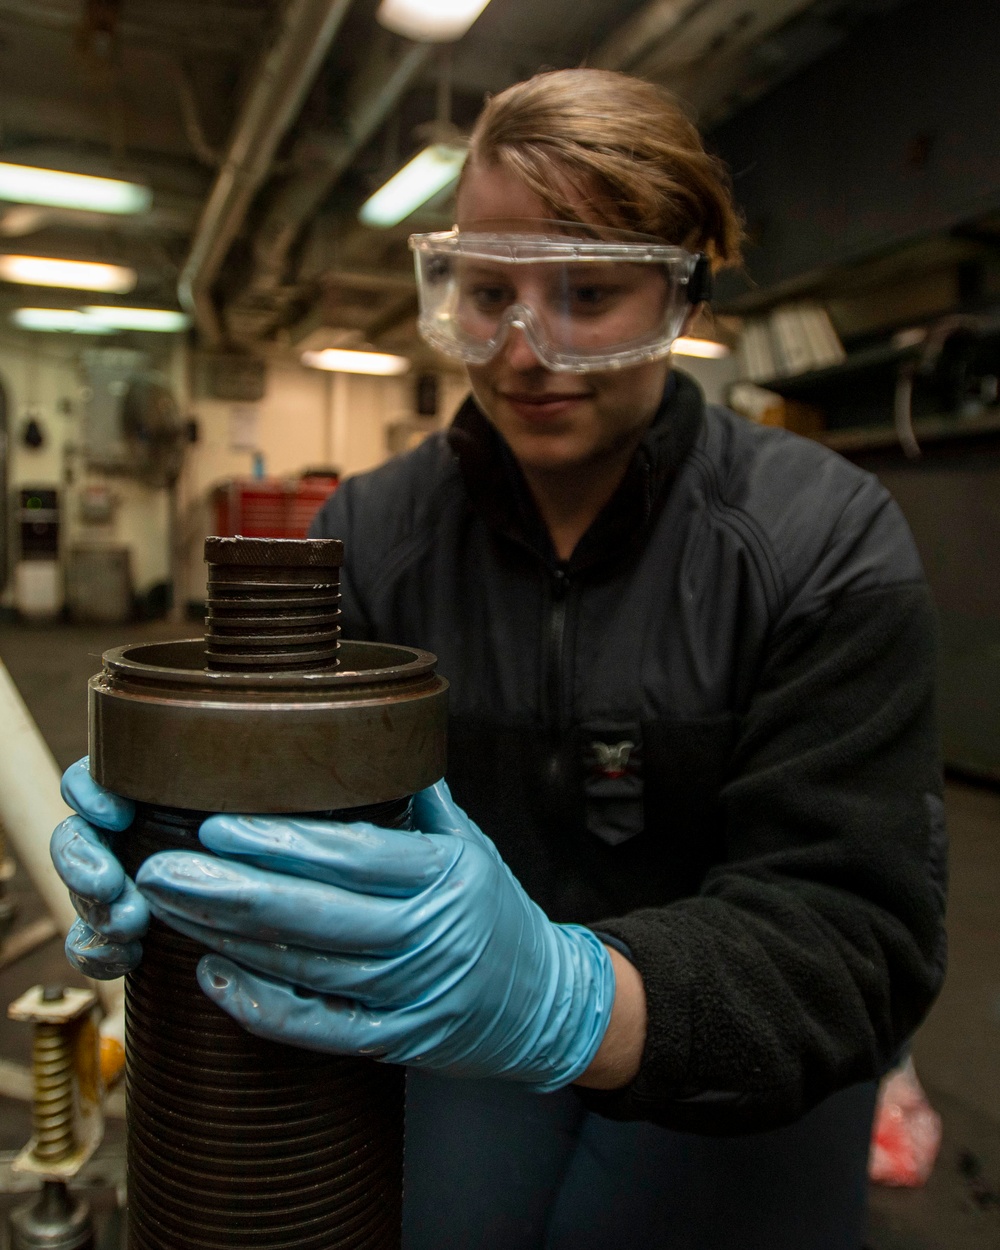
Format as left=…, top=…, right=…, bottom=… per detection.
left=310, top=371, right=947, bottom=1135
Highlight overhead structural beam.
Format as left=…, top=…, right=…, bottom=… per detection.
left=590, top=0, right=711, bottom=72
left=0, top=0, right=268, bottom=55
left=177, top=0, right=355, bottom=346
left=592, top=0, right=820, bottom=122
left=322, top=267, right=418, bottom=293
left=245, top=36, right=434, bottom=302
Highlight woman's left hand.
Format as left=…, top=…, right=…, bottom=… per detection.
left=135, top=780, right=616, bottom=1091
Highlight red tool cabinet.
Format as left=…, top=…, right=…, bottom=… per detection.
left=211, top=476, right=339, bottom=539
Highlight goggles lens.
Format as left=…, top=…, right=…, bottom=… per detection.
left=409, top=227, right=705, bottom=372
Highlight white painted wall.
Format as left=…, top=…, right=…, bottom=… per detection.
left=0, top=331, right=173, bottom=606
left=176, top=359, right=468, bottom=605
left=0, top=331, right=469, bottom=612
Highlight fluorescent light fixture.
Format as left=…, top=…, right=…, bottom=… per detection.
left=301, top=348, right=411, bottom=376
left=360, top=144, right=467, bottom=228
left=377, top=0, right=492, bottom=41
left=672, top=336, right=730, bottom=359
left=12, top=307, right=116, bottom=334
left=12, top=305, right=188, bottom=334
left=84, top=306, right=189, bottom=332
left=0, top=162, right=151, bottom=214
left=0, top=255, right=136, bottom=292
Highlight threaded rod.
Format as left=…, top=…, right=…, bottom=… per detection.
left=32, top=1023, right=76, bottom=1163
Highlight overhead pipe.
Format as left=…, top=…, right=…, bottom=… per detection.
left=177, top=0, right=355, bottom=346
left=170, top=59, right=222, bottom=168
left=246, top=37, right=434, bottom=301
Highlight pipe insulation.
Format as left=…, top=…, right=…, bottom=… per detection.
left=0, top=659, right=77, bottom=934
left=0, top=660, right=123, bottom=1018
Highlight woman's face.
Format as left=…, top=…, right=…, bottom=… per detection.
left=456, top=162, right=672, bottom=477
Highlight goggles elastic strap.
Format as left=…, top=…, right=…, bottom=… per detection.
left=687, top=254, right=713, bottom=305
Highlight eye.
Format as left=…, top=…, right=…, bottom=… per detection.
left=567, top=284, right=621, bottom=313
left=468, top=284, right=513, bottom=313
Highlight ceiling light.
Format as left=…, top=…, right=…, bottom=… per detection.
left=377, top=0, right=492, bottom=41
left=360, top=144, right=467, bottom=228
left=84, top=306, right=189, bottom=332
left=301, top=349, right=411, bottom=376
left=0, top=163, right=151, bottom=214
left=0, top=255, right=136, bottom=292
left=11, top=308, right=116, bottom=334
left=672, top=336, right=731, bottom=359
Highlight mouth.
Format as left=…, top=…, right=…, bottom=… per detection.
left=500, top=391, right=591, bottom=419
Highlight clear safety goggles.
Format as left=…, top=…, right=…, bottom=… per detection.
left=409, top=222, right=712, bottom=373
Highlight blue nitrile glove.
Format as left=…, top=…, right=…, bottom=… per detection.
left=50, top=758, right=147, bottom=978
left=137, top=781, right=617, bottom=1090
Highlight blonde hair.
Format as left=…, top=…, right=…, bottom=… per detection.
left=463, top=68, right=743, bottom=269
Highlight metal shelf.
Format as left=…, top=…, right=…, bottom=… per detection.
left=814, top=409, right=1000, bottom=455
left=755, top=341, right=922, bottom=398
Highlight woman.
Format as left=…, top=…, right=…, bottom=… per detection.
left=53, top=69, right=946, bottom=1249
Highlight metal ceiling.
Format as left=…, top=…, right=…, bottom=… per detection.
left=0, top=0, right=912, bottom=358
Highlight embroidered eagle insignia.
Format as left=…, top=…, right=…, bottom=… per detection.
left=591, top=740, right=636, bottom=780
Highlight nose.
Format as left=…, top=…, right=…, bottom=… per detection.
left=499, top=322, right=546, bottom=372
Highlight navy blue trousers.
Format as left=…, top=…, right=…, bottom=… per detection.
left=403, top=1072, right=877, bottom=1250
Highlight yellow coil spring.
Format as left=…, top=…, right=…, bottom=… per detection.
left=32, top=1022, right=76, bottom=1162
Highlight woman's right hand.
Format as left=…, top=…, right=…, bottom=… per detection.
left=50, top=758, right=146, bottom=979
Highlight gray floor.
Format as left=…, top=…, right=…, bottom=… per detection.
left=0, top=619, right=998, bottom=1249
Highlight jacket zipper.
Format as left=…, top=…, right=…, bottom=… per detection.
left=546, top=565, right=570, bottom=728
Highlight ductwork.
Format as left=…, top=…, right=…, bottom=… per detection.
left=177, top=0, right=355, bottom=346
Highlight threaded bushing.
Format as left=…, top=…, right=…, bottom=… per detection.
left=204, top=536, right=344, bottom=672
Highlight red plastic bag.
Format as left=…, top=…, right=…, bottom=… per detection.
left=869, top=1056, right=943, bottom=1187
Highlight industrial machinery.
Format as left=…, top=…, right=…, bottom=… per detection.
left=6, top=984, right=104, bottom=1250
left=83, top=536, right=448, bottom=1249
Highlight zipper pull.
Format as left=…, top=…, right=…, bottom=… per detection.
left=552, top=565, right=570, bottom=598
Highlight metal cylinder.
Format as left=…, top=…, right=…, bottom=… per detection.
left=88, top=537, right=448, bottom=1250
left=119, top=803, right=408, bottom=1250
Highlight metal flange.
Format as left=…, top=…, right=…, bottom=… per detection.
left=89, top=638, right=448, bottom=813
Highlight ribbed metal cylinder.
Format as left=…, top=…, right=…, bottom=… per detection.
left=203, top=536, right=344, bottom=672
left=117, top=801, right=409, bottom=1250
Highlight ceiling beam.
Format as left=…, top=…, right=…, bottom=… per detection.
left=591, top=0, right=822, bottom=124
left=0, top=0, right=269, bottom=54
left=590, top=0, right=712, bottom=72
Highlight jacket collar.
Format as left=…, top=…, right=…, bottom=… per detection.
left=446, top=369, right=705, bottom=573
